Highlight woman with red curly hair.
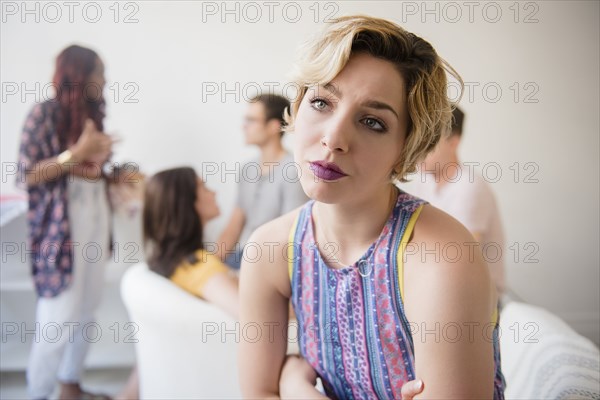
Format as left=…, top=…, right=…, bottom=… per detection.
left=17, top=45, right=121, bottom=400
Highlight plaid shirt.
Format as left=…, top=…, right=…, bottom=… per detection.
left=16, top=101, right=111, bottom=298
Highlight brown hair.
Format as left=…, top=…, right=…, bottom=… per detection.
left=450, top=106, right=465, bottom=137
left=284, top=15, right=464, bottom=182
left=251, top=93, right=290, bottom=137
left=143, top=167, right=203, bottom=277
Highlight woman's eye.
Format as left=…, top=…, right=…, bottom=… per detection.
left=310, top=98, right=328, bottom=111
left=363, top=117, right=386, bottom=132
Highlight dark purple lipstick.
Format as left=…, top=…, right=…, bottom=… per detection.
left=309, top=160, right=348, bottom=181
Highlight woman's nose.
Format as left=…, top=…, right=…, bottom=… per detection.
left=321, top=118, right=351, bottom=153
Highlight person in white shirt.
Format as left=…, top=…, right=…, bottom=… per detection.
left=402, top=107, right=506, bottom=294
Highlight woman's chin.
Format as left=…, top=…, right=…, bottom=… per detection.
left=301, top=180, right=346, bottom=204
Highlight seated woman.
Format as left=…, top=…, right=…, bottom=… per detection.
left=143, top=166, right=238, bottom=316
left=238, top=15, right=505, bottom=399
left=117, top=167, right=236, bottom=399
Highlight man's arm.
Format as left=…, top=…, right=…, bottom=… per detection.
left=202, top=272, right=240, bottom=319
left=217, top=206, right=245, bottom=261
left=454, top=182, right=505, bottom=295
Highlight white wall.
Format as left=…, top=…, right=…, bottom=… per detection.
left=1, top=1, right=598, bottom=344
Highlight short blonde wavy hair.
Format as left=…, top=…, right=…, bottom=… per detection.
left=285, top=15, right=463, bottom=182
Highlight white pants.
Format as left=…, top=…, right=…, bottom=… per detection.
left=27, top=177, right=111, bottom=399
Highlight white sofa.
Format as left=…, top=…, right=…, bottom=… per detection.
left=120, top=263, right=242, bottom=399
left=121, top=263, right=600, bottom=399
left=499, top=301, right=600, bottom=399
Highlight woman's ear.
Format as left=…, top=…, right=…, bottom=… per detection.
left=389, top=164, right=402, bottom=181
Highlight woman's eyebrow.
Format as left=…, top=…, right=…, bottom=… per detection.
left=323, top=82, right=399, bottom=120
left=323, top=82, right=341, bottom=97
left=362, top=100, right=399, bottom=120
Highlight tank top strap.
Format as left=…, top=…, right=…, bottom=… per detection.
left=288, top=200, right=314, bottom=281
left=391, top=194, right=428, bottom=303
left=390, top=190, right=499, bottom=326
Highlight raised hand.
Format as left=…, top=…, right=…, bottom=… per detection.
left=71, top=119, right=114, bottom=163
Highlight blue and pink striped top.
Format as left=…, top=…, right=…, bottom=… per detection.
left=288, top=189, right=505, bottom=399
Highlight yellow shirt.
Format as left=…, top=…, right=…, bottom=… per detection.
left=170, top=249, right=230, bottom=298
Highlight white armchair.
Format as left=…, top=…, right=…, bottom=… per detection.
left=120, top=263, right=242, bottom=399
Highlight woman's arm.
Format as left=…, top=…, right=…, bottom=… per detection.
left=279, top=355, right=327, bottom=399
left=201, top=272, right=240, bottom=320
left=22, top=119, right=113, bottom=187
left=279, top=354, right=426, bottom=400
left=404, top=205, right=497, bottom=399
left=24, top=155, right=104, bottom=186
left=238, top=213, right=295, bottom=398
left=22, top=152, right=79, bottom=186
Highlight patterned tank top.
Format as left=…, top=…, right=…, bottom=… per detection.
left=288, top=189, right=506, bottom=399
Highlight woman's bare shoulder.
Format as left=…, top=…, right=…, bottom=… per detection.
left=241, top=205, right=305, bottom=298
left=415, top=203, right=475, bottom=244
left=405, top=204, right=496, bottom=321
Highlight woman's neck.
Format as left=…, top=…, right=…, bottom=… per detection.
left=313, top=184, right=399, bottom=267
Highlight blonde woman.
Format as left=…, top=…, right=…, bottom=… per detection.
left=239, top=15, right=505, bottom=399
